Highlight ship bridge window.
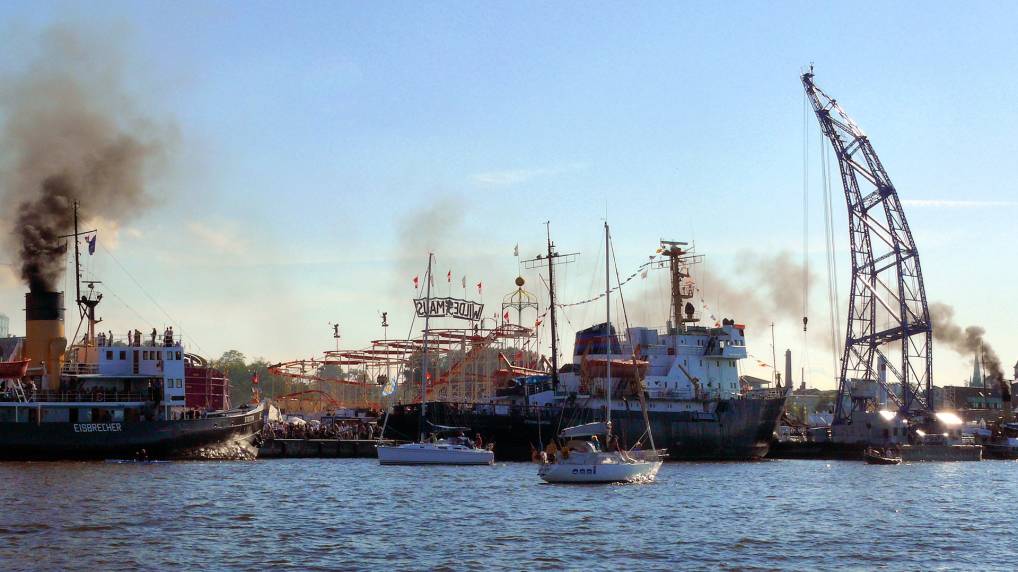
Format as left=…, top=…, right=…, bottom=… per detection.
left=106, top=351, right=113, bottom=360
left=176, top=351, right=182, bottom=361
left=119, top=351, right=126, bottom=360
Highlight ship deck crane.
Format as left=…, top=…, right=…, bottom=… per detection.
left=802, top=68, right=933, bottom=423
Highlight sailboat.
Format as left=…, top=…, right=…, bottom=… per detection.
left=538, top=223, right=663, bottom=483
left=376, top=254, right=494, bottom=466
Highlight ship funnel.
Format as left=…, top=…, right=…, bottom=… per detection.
left=24, top=292, right=67, bottom=391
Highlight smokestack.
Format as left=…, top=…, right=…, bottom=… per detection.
left=784, top=349, right=793, bottom=393
left=24, top=291, right=66, bottom=391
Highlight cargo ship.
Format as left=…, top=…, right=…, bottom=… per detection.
left=0, top=206, right=262, bottom=461
left=384, top=240, right=787, bottom=461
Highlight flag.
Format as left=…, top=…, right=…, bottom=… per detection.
left=251, top=372, right=260, bottom=385
left=447, top=270, right=452, bottom=283
left=513, top=243, right=519, bottom=257
left=461, top=276, right=466, bottom=289
left=86, top=234, right=97, bottom=255
left=503, top=310, right=510, bottom=321
left=535, top=318, right=543, bottom=327
left=413, top=275, right=419, bottom=288
left=476, top=281, right=482, bottom=295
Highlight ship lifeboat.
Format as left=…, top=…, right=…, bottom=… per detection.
left=582, top=358, right=648, bottom=379
left=0, top=359, right=30, bottom=378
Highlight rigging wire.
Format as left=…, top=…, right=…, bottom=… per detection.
left=98, top=243, right=202, bottom=353
left=821, top=131, right=843, bottom=384
left=608, top=233, right=631, bottom=332
left=801, top=90, right=812, bottom=389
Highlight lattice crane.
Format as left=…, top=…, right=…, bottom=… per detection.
left=802, top=69, right=933, bottom=423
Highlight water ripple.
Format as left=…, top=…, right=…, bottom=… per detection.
left=0, top=459, right=1011, bottom=570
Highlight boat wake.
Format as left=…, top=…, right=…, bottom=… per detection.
left=186, top=435, right=259, bottom=461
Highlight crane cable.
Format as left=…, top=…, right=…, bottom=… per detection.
left=821, top=132, right=843, bottom=382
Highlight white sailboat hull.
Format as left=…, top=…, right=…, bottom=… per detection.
left=377, top=443, right=494, bottom=466
left=538, top=453, right=662, bottom=483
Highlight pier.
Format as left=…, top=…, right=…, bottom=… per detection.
left=258, top=438, right=390, bottom=459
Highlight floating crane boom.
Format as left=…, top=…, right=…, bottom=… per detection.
left=802, top=69, right=933, bottom=422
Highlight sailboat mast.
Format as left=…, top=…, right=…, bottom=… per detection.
left=546, top=224, right=560, bottom=388
left=604, top=222, right=612, bottom=439
left=419, top=253, right=433, bottom=441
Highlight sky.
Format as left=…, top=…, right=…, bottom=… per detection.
left=0, top=1, right=1016, bottom=390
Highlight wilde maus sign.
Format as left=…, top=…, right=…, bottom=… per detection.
left=414, top=297, right=483, bottom=321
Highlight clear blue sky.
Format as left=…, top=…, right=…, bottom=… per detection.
left=1, top=2, right=1016, bottom=388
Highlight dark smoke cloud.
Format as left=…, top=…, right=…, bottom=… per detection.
left=929, top=302, right=1004, bottom=383
left=624, top=249, right=815, bottom=330
left=392, top=195, right=466, bottom=296
left=0, top=26, right=168, bottom=291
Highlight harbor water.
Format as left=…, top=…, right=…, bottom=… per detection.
left=0, top=459, right=1010, bottom=571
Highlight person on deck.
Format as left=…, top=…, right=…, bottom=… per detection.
left=545, top=440, right=559, bottom=461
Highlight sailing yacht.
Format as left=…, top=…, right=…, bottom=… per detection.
left=538, top=223, right=663, bottom=484
left=376, top=254, right=494, bottom=466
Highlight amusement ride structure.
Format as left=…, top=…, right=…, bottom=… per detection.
left=267, top=278, right=546, bottom=413
left=802, top=68, right=933, bottom=424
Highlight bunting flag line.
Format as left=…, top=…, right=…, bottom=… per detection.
left=557, top=255, right=663, bottom=308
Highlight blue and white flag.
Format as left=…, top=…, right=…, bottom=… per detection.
left=86, top=234, right=97, bottom=255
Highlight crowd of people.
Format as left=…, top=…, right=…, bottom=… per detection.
left=263, top=418, right=381, bottom=441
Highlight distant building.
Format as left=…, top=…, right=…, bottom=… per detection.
left=0, top=312, right=8, bottom=338
left=969, top=352, right=985, bottom=388
left=0, top=336, right=21, bottom=362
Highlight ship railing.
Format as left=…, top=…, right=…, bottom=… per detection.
left=429, top=401, right=564, bottom=419
left=87, top=333, right=183, bottom=349
left=0, top=390, right=150, bottom=404
left=61, top=362, right=100, bottom=375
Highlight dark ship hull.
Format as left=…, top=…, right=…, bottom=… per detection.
left=384, top=396, right=787, bottom=462
left=0, top=404, right=264, bottom=461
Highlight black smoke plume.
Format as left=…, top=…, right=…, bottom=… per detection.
left=1, top=26, right=167, bottom=292
left=929, top=302, right=1004, bottom=384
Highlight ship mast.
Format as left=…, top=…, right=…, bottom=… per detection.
left=60, top=201, right=100, bottom=346
left=660, top=240, right=701, bottom=332
left=73, top=202, right=82, bottom=313
left=522, top=224, right=577, bottom=388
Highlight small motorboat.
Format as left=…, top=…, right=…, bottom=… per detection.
left=864, top=447, right=902, bottom=465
